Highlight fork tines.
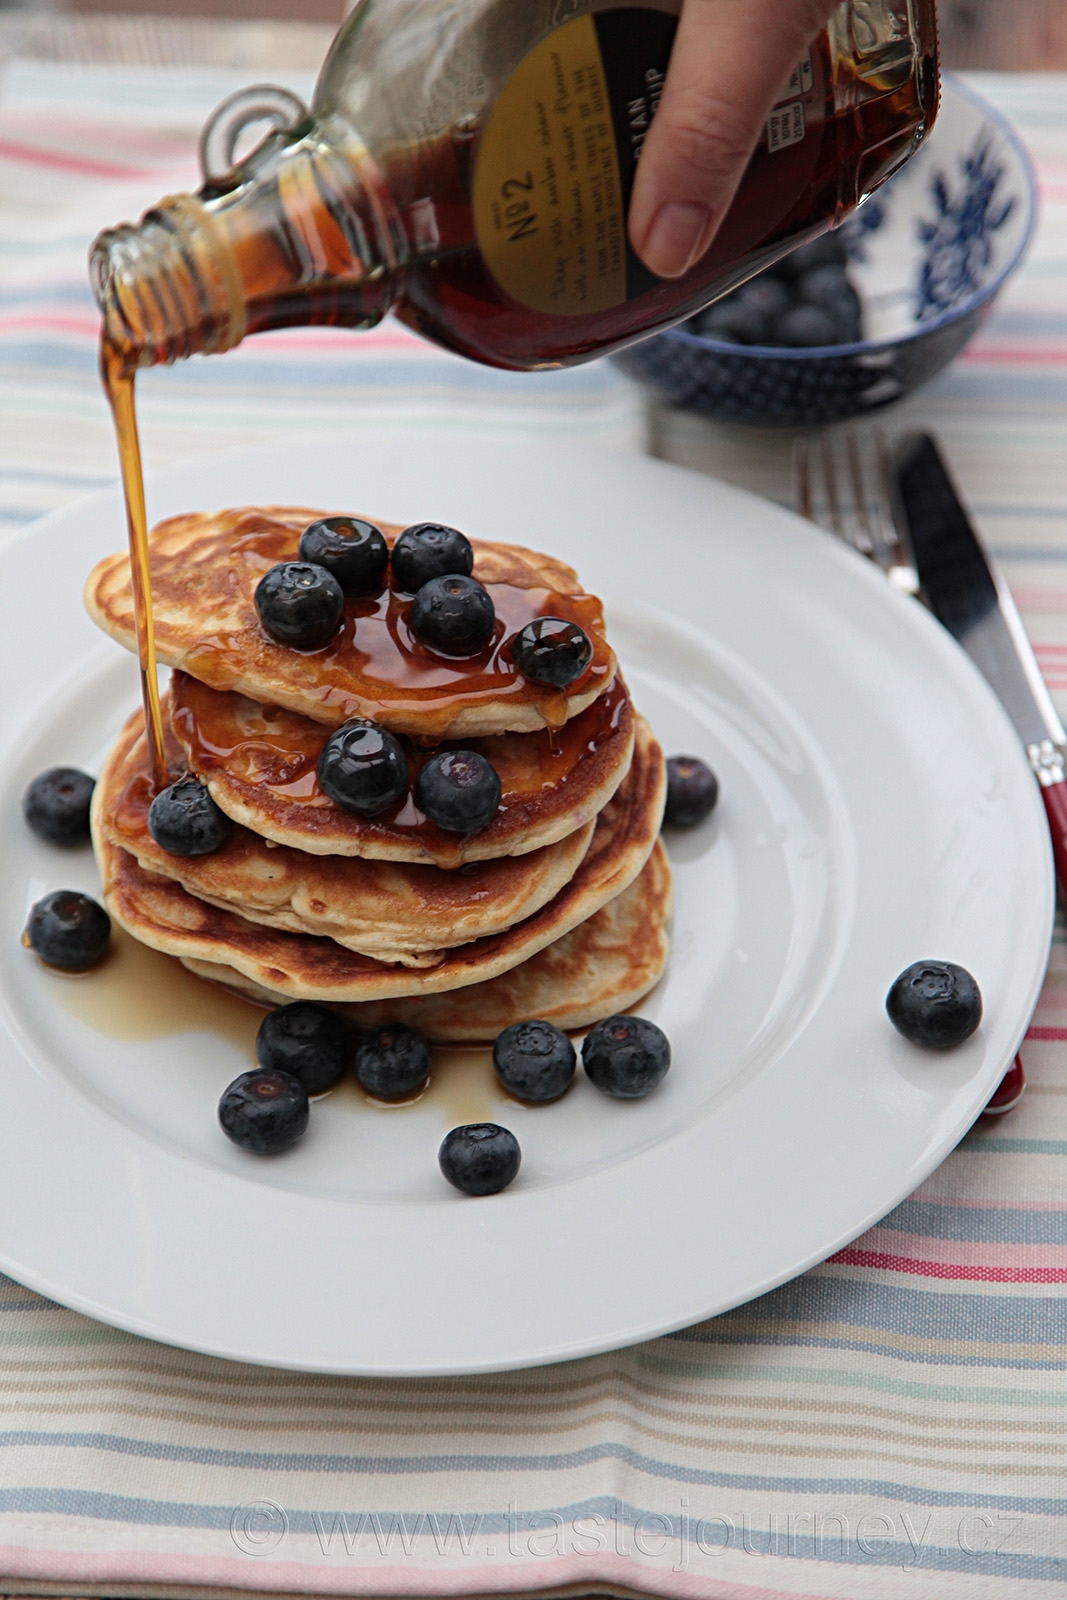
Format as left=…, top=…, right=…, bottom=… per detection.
left=794, top=428, right=920, bottom=595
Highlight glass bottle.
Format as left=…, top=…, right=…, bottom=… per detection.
left=91, top=0, right=938, bottom=375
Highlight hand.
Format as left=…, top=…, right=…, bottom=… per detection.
left=628, top=0, right=839, bottom=278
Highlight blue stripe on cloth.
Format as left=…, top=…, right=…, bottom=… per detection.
left=0, top=468, right=112, bottom=488
left=0, top=1476, right=1063, bottom=1524
left=878, top=1198, right=1067, bottom=1245
left=0, top=1489, right=1062, bottom=1584
left=674, top=1278, right=1067, bottom=1363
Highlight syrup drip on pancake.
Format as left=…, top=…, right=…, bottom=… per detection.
left=170, top=670, right=632, bottom=867
left=85, top=510, right=616, bottom=739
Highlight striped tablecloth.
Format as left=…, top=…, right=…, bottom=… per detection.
left=1, top=38, right=1066, bottom=1600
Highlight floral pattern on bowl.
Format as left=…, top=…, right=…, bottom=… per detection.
left=613, top=76, right=1038, bottom=429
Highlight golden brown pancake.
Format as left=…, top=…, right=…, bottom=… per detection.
left=94, top=710, right=595, bottom=966
left=169, top=669, right=634, bottom=867
left=93, top=718, right=666, bottom=1002
left=84, top=507, right=616, bottom=738
left=183, top=841, right=673, bottom=1041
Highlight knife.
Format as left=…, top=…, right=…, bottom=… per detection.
left=893, top=432, right=1067, bottom=898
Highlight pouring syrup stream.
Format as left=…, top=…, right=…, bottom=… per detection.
left=102, top=339, right=167, bottom=790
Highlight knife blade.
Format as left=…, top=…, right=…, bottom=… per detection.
left=893, top=430, right=1067, bottom=894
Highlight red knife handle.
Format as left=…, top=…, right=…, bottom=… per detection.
left=1040, top=778, right=1067, bottom=898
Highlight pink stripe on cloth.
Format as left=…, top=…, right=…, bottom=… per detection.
left=854, top=1228, right=1067, bottom=1271
left=0, top=1543, right=839, bottom=1600
left=961, top=346, right=1067, bottom=364
left=1027, top=1026, right=1067, bottom=1041
left=829, top=1248, right=1067, bottom=1282
left=907, top=1192, right=1067, bottom=1211
left=0, top=137, right=170, bottom=180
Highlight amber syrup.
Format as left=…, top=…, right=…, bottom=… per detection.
left=102, top=340, right=167, bottom=790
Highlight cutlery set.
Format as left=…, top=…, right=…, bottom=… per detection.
left=796, top=428, right=1057, bottom=1116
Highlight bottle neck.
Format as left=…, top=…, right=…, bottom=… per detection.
left=91, top=129, right=402, bottom=371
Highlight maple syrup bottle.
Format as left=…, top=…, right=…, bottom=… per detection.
left=91, top=0, right=937, bottom=375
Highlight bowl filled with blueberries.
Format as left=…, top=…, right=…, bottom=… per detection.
left=614, top=77, right=1038, bottom=427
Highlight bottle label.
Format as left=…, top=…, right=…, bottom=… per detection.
left=472, top=8, right=676, bottom=318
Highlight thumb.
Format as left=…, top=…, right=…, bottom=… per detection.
left=628, top=0, right=837, bottom=279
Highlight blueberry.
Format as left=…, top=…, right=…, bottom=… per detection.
left=24, top=888, right=110, bottom=971
left=317, top=719, right=408, bottom=817
left=354, top=1023, right=431, bottom=1099
left=256, top=1001, right=351, bottom=1095
left=410, top=574, right=495, bottom=656
left=439, top=1123, right=521, bottom=1195
left=780, top=231, right=849, bottom=276
left=664, top=756, right=719, bottom=827
left=415, top=750, right=501, bottom=833
left=148, top=776, right=233, bottom=856
left=692, top=300, right=769, bottom=344
left=736, top=274, right=794, bottom=321
left=298, top=516, right=388, bottom=595
left=886, top=961, right=983, bottom=1050
left=391, top=523, right=473, bottom=592
left=22, top=766, right=95, bottom=846
left=218, top=1068, right=309, bottom=1154
left=769, top=304, right=842, bottom=347
left=582, top=1014, right=671, bottom=1098
left=510, top=617, right=593, bottom=688
left=796, top=265, right=863, bottom=340
left=254, top=561, right=344, bottom=650
left=493, top=1019, right=576, bottom=1102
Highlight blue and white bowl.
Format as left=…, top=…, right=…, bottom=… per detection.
left=613, top=77, right=1038, bottom=428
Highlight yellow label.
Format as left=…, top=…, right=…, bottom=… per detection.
left=472, top=15, right=626, bottom=318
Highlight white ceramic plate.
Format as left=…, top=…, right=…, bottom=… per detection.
left=0, top=431, right=1052, bottom=1375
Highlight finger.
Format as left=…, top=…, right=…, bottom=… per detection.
left=628, top=0, right=837, bottom=278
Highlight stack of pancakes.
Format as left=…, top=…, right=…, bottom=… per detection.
left=83, top=507, right=672, bottom=1041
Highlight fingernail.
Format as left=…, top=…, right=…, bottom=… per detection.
left=640, top=202, right=713, bottom=278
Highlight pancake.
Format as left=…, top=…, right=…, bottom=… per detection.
left=183, top=840, right=673, bottom=1041
left=170, top=669, right=634, bottom=867
left=94, top=709, right=595, bottom=966
left=84, top=506, right=617, bottom=738
left=93, top=717, right=666, bottom=1002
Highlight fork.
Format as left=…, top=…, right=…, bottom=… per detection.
left=794, top=427, right=1025, bottom=1118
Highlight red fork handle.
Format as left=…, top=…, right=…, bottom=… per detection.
left=1041, top=778, right=1067, bottom=899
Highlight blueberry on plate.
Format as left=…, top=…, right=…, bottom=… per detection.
left=439, top=1123, right=521, bottom=1195
left=410, top=574, right=496, bottom=656
left=24, top=889, right=110, bottom=971
left=771, top=304, right=842, bottom=347
left=317, top=719, right=408, bottom=817
left=494, top=1019, right=576, bottom=1102
left=510, top=617, right=593, bottom=688
left=22, top=766, right=95, bottom=846
left=256, top=1001, right=352, bottom=1095
left=354, top=1023, right=431, bottom=1099
left=582, top=1014, right=671, bottom=1098
left=298, top=516, right=388, bottom=595
left=391, top=523, right=474, bottom=592
left=664, top=756, right=719, bottom=828
left=148, top=776, right=233, bottom=856
left=218, top=1068, right=309, bottom=1154
left=254, top=561, right=344, bottom=650
left=415, top=749, right=501, bottom=833
left=886, top=961, right=983, bottom=1049
left=690, top=300, right=769, bottom=345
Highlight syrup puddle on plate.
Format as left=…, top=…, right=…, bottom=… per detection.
left=43, top=927, right=263, bottom=1052
left=45, top=930, right=506, bottom=1123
